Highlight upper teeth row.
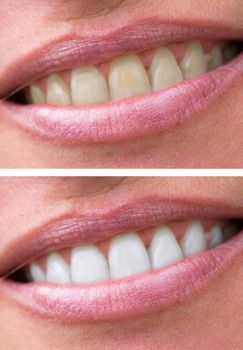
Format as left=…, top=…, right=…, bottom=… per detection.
left=29, top=42, right=225, bottom=106
left=29, top=220, right=238, bottom=285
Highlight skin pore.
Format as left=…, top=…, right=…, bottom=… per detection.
left=0, top=177, right=243, bottom=349
left=0, top=0, right=243, bottom=168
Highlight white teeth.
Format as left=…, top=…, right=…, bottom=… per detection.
left=208, top=46, right=223, bottom=71
left=180, top=220, right=207, bottom=257
left=208, top=224, right=223, bottom=248
left=148, top=47, right=183, bottom=91
left=180, top=42, right=207, bottom=79
left=71, top=67, right=110, bottom=105
left=71, top=245, right=110, bottom=284
left=46, top=252, right=71, bottom=284
left=108, top=54, right=151, bottom=100
left=149, top=226, right=183, bottom=269
left=108, top=233, right=151, bottom=279
left=46, top=73, right=72, bottom=105
left=29, top=84, right=46, bottom=104
left=30, top=262, right=46, bottom=282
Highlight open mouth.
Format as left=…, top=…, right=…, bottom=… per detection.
left=1, top=198, right=243, bottom=322
left=1, top=22, right=243, bottom=144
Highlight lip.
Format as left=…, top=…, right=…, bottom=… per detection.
left=0, top=21, right=243, bottom=144
left=0, top=196, right=242, bottom=322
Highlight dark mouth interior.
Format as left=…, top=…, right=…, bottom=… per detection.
left=6, top=40, right=243, bottom=106
left=6, top=218, right=243, bottom=284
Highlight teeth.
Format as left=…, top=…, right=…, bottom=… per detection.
left=180, top=42, right=207, bottom=79
left=71, top=245, right=110, bottom=284
left=208, top=46, right=223, bottom=71
left=108, top=54, right=151, bottom=100
left=46, top=252, right=71, bottom=284
left=108, top=233, right=151, bottom=279
left=149, top=226, right=183, bottom=269
left=180, top=220, right=207, bottom=257
left=208, top=224, right=223, bottom=248
left=30, top=262, right=46, bottom=282
left=148, top=47, right=183, bottom=91
left=29, top=84, right=46, bottom=104
left=46, top=73, right=72, bottom=105
left=71, top=67, right=110, bottom=105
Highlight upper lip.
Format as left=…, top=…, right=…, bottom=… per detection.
left=0, top=195, right=243, bottom=278
left=1, top=20, right=243, bottom=99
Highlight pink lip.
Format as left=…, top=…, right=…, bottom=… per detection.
left=0, top=195, right=242, bottom=322
left=1, top=231, right=243, bottom=322
left=1, top=53, right=243, bottom=144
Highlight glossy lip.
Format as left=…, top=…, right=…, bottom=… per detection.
left=0, top=197, right=242, bottom=322
left=0, top=21, right=243, bottom=144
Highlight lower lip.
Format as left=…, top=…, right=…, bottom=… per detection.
left=1, top=230, right=242, bottom=322
left=1, top=52, right=243, bottom=144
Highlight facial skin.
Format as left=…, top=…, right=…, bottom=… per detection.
left=0, top=0, right=243, bottom=168
left=0, top=177, right=243, bottom=349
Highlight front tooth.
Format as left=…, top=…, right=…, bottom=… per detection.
left=71, top=67, right=110, bottom=105
left=180, top=220, right=207, bottom=257
left=108, top=233, right=151, bottom=279
left=149, top=226, right=183, bottom=269
left=109, top=54, right=151, bottom=100
left=180, top=42, right=207, bottom=79
left=46, top=73, right=71, bottom=105
left=208, top=46, right=223, bottom=71
left=29, top=84, right=46, bottom=104
left=71, top=245, right=110, bottom=284
left=46, top=252, right=71, bottom=283
left=30, top=262, right=46, bottom=282
left=208, top=224, right=223, bottom=248
left=148, top=47, right=183, bottom=91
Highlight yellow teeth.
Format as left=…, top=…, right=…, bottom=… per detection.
left=71, top=67, right=110, bottom=105
left=108, top=54, right=151, bottom=100
left=148, top=47, right=183, bottom=91
left=28, top=42, right=229, bottom=106
left=180, top=42, right=207, bottom=79
left=46, top=74, right=71, bottom=105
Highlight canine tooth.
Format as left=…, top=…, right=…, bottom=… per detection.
left=108, top=233, right=151, bottom=279
left=148, top=47, right=183, bottom=91
left=71, top=67, right=110, bottom=105
left=180, top=42, right=207, bottom=79
left=46, top=73, right=71, bottom=105
left=149, top=226, right=183, bottom=269
left=46, top=252, right=71, bottom=284
left=29, top=84, right=46, bottom=104
left=30, top=262, right=46, bottom=282
left=208, top=224, right=223, bottom=248
left=71, top=245, right=110, bottom=284
left=208, top=46, right=223, bottom=71
left=109, top=54, right=151, bottom=100
left=181, top=220, right=207, bottom=257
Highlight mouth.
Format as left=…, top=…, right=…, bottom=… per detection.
left=0, top=21, right=243, bottom=144
left=1, top=198, right=243, bottom=322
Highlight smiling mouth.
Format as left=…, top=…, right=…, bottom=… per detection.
left=8, top=41, right=241, bottom=106
left=1, top=22, right=243, bottom=144
left=1, top=198, right=243, bottom=322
